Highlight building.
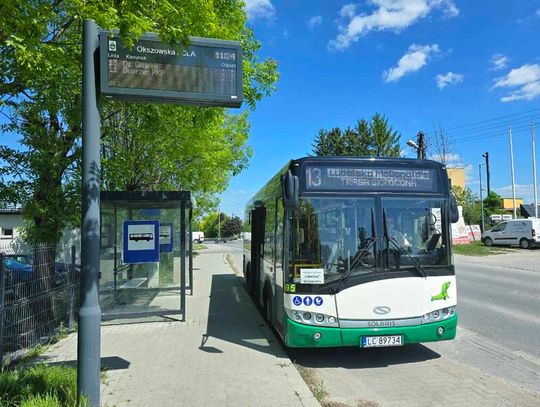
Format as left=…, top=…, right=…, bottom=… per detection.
left=501, top=198, right=524, bottom=213
left=0, top=208, right=24, bottom=243
left=447, top=167, right=465, bottom=189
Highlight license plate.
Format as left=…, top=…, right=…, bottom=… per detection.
left=362, top=335, right=403, bottom=348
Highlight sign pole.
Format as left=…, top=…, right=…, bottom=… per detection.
left=78, top=19, right=102, bottom=406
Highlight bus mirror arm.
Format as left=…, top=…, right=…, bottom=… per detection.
left=450, top=194, right=459, bottom=223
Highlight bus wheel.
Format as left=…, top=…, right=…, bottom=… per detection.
left=520, top=238, right=530, bottom=249
left=484, top=237, right=493, bottom=247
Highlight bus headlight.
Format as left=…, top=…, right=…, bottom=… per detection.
left=286, top=309, right=338, bottom=327
left=421, top=306, right=456, bottom=324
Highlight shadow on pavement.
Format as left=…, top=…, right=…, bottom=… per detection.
left=201, top=274, right=276, bottom=356
left=290, top=343, right=441, bottom=369
left=40, top=356, right=131, bottom=371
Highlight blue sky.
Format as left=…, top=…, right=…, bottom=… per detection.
left=220, top=0, right=540, bottom=217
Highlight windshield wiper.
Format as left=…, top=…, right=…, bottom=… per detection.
left=387, top=236, right=426, bottom=278
left=383, top=209, right=426, bottom=278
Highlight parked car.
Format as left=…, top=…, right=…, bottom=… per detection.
left=192, top=231, right=205, bottom=244
left=3, top=256, right=72, bottom=286
left=482, top=218, right=540, bottom=249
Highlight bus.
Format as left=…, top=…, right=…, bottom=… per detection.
left=243, top=156, right=460, bottom=348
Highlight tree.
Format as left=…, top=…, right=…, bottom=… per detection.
left=452, top=185, right=480, bottom=225
left=483, top=191, right=503, bottom=217
left=311, top=113, right=401, bottom=157
left=221, top=215, right=242, bottom=238
left=427, top=122, right=456, bottom=165
left=369, top=113, right=401, bottom=157
left=200, top=212, right=227, bottom=238
left=0, top=1, right=279, bottom=243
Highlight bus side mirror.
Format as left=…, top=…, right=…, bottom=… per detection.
left=450, top=194, right=459, bottom=223
left=282, top=171, right=299, bottom=209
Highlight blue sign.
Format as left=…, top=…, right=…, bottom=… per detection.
left=292, top=296, right=302, bottom=306
left=303, top=296, right=313, bottom=306
left=314, top=296, right=323, bottom=306
left=123, top=220, right=160, bottom=263
left=159, top=223, right=174, bottom=253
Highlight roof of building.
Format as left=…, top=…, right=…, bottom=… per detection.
left=520, top=204, right=540, bottom=218
left=0, top=207, right=23, bottom=215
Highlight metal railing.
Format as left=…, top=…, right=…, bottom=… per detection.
left=0, top=243, right=79, bottom=366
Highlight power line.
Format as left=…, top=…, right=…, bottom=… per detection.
left=443, top=108, right=540, bottom=132
left=454, top=125, right=530, bottom=144
left=445, top=114, right=540, bottom=138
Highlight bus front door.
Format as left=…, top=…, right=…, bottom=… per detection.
left=250, top=207, right=265, bottom=304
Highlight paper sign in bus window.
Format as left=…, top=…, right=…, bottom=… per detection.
left=300, top=268, right=325, bottom=284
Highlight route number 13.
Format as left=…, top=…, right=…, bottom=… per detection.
left=306, top=167, right=322, bottom=187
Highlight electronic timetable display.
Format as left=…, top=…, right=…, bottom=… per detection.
left=100, top=32, right=243, bottom=107
left=304, top=165, right=438, bottom=192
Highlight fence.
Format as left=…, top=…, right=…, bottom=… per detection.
left=0, top=242, right=80, bottom=367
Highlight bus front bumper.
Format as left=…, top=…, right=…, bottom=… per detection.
left=284, top=314, right=457, bottom=348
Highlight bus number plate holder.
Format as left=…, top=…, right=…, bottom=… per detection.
left=362, top=335, right=403, bottom=348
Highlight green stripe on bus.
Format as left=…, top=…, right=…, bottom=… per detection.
left=284, top=314, right=457, bottom=348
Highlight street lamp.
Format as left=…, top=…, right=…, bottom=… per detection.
left=406, top=132, right=426, bottom=159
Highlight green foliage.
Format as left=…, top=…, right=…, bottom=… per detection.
left=0, top=1, right=278, bottom=242
left=311, top=114, right=401, bottom=157
left=0, top=364, right=79, bottom=406
left=200, top=212, right=227, bottom=238
left=221, top=215, right=242, bottom=237
left=483, top=191, right=503, bottom=215
left=452, top=186, right=481, bottom=225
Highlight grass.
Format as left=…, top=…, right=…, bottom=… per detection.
left=452, top=240, right=515, bottom=256
left=296, top=365, right=328, bottom=403
left=0, top=364, right=86, bottom=406
left=193, top=244, right=207, bottom=251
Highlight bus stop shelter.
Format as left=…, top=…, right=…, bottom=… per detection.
left=99, top=191, right=192, bottom=321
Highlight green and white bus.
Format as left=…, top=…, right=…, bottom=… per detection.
left=244, top=157, right=460, bottom=348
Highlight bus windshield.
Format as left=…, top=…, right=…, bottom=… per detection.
left=292, top=197, right=376, bottom=285
left=290, top=196, right=450, bottom=286
left=382, top=197, right=450, bottom=269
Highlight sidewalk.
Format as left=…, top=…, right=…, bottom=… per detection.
left=38, top=249, right=319, bottom=407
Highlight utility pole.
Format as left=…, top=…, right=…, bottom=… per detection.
left=482, top=152, right=491, bottom=195
left=417, top=131, right=426, bottom=159
left=533, top=122, right=538, bottom=218
left=217, top=207, right=221, bottom=240
left=479, top=164, right=485, bottom=232
left=509, top=127, right=517, bottom=219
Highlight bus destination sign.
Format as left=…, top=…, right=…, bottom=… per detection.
left=304, top=165, right=437, bottom=192
left=100, top=32, right=243, bottom=107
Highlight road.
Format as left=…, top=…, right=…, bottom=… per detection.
left=208, top=241, right=540, bottom=406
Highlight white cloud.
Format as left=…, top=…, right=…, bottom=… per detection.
left=494, top=184, right=535, bottom=203
left=491, top=54, right=509, bottom=71
left=329, top=0, right=459, bottom=50
left=307, top=15, right=322, bottom=28
left=383, top=43, right=440, bottom=82
left=245, top=0, right=275, bottom=20
left=431, top=153, right=462, bottom=164
left=436, top=71, right=463, bottom=89
left=493, top=64, right=540, bottom=102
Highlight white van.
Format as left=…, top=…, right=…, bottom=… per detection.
left=482, top=218, right=540, bottom=249
left=192, top=231, right=205, bottom=244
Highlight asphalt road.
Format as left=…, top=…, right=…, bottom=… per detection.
left=454, top=255, right=540, bottom=360
left=208, top=241, right=540, bottom=405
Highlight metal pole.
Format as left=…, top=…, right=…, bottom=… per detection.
left=68, top=245, right=76, bottom=330
left=180, top=202, right=186, bottom=321
left=188, top=207, right=193, bottom=294
left=533, top=121, right=538, bottom=218
left=483, top=152, right=491, bottom=195
left=217, top=207, right=221, bottom=240
left=509, top=128, right=517, bottom=219
left=78, top=19, right=101, bottom=406
left=479, top=164, right=485, bottom=232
